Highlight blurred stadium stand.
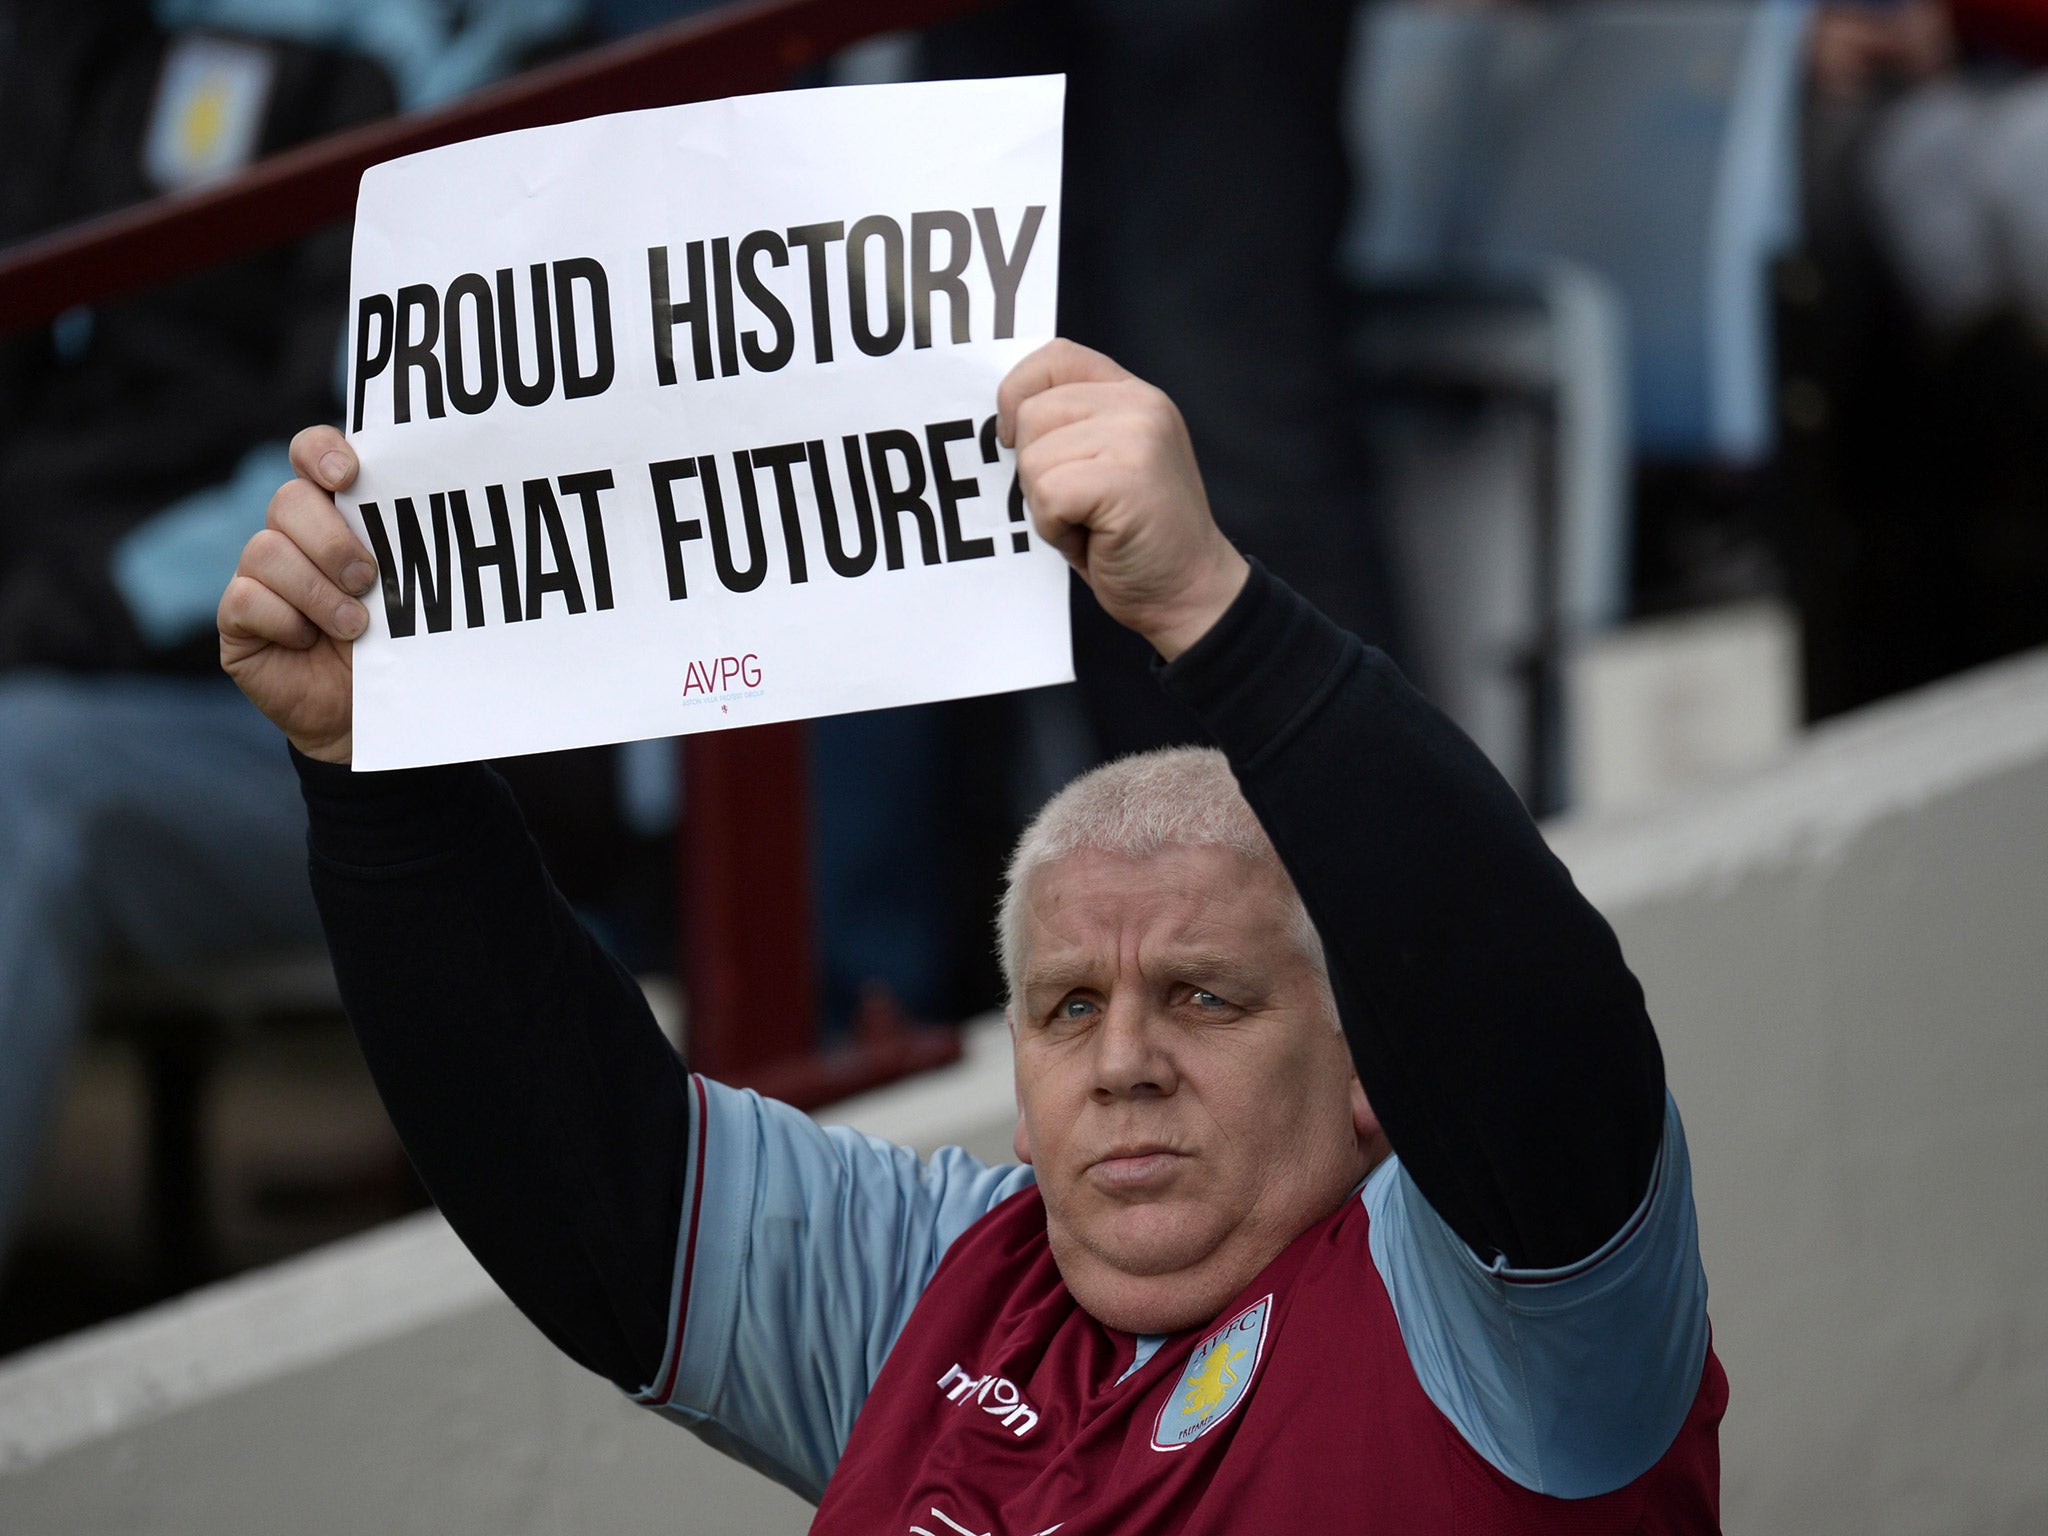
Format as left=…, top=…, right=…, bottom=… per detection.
left=2, top=20, right=2046, bottom=1536
left=1343, top=0, right=1813, bottom=810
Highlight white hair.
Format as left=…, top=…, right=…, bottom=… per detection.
left=996, top=746, right=1335, bottom=1021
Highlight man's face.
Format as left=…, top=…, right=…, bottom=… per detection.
left=1011, top=843, right=1382, bottom=1335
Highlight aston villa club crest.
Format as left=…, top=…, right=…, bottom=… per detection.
left=1151, top=1295, right=1272, bottom=1451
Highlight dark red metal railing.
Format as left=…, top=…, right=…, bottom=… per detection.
left=0, top=0, right=992, bottom=331
left=0, top=0, right=990, bottom=1106
left=683, top=722, right=961, bottom=1104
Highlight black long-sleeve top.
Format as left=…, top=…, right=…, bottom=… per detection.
left=294, top=560, right=1665, bottom=1393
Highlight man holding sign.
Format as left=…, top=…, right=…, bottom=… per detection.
left=220, top=330, right=1722, bottom=1528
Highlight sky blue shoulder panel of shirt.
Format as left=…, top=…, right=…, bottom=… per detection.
left=1363, top=1090, right=1710, bottom=1499
left=631, top=1075, right=1037, bottom=1504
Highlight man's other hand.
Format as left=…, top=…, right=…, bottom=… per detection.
left=217, top=426, right=373, bottom=763
left=998, top=339, right=1249, bottom=660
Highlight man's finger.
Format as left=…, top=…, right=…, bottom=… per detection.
left=218, top=572, right=321, bottom=652
left=240, top=528, right=368, bottom=642
left=1011, top=380, right=1149, bottom=452
left=1015, top=414, right=1123, bottom=497
left=1021, top=457, right=1111, bottom=568
left=269, top=476, right=377, bottom=597
left=289, top=424, right=357, bottom=492
left=997, top=339, right=1131, bottom=447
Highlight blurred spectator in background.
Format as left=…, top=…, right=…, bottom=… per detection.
left=923, top=0, right=1400, bottom=759
left=795, top=0, right=1405, bottom=1022
left=1793, top=0, right=2048, bottom=713
left=0, top=0, right=584, bottom=1278
left=1817, top=0, right=2048, bottom=343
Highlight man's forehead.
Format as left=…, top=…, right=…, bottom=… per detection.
left=1020, top=843, right=1298, bottom=972
left=1026, top=840, right=1278, bottom=907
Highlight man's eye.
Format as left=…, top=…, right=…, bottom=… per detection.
left=1056, top=997, right=1096, bottom=1020
left=1191, top=990, right=1227, bottom=1008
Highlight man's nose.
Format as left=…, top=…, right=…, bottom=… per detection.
left=1091, top=996, right=1177, bottom=1101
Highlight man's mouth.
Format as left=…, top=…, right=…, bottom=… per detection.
left=1086, top=1144, right=1187, bottom=1193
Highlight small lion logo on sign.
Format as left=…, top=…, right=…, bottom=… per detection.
left=1151, top=1295, right=1271, bottom=1451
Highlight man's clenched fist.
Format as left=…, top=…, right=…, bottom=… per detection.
left=998, top=339, right=1247, bottom=660
left=217, top=425, right=373, bottom=763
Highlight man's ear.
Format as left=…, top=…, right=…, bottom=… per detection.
left=1009, top=1006, right=1034, bottom=1165
left=1352, top=1073, right=1391, bottom=1168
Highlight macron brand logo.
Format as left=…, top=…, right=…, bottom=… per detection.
left=936, top=1362, right=1040, bottom=1438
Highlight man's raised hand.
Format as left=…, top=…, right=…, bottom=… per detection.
left=217, top=426, right=374, bottom=763
left=997, top=339, right=1248, bottom=660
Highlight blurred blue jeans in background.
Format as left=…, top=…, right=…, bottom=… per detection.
left=0, top=677, right=318, bottom=1272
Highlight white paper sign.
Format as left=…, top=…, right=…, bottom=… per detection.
left=340, top=76, right=1069, bottom=770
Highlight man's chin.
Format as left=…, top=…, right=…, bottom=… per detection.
left=1072, top=1195, right=1223, bottom=1272
left=1047, top=1210, right=1246, bottom=1334
left=1057, top=1257, right=1249, bottom=1335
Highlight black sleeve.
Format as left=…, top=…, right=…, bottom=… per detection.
left=1159, top=561, right=1666, bottom=1269
left=293, top=749, right=686, bottom=1391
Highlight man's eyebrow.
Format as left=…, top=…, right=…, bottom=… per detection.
left=1022, top=951, right=1269, bottom=992
left=1020, top=957, right=1096, bottom=995
left=1153, top=951, right=1269, bottom=990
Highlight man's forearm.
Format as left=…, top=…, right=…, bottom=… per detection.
left=294, top=749, right=687, bottom=1389
left=1160, top=562, right=1665, bottom=1269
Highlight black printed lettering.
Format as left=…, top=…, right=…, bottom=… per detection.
left=649, top=457, right=706, bottom=600
left=865, top=428, right=940, bottom=569
left=981, top=413, right=1032, bottom=553
left=454, top=484, right=522, bottom=627
left=553, top=258, right=615, bottom=399
left=974, top=205, right=1044, bottom=341
left=351, top=294, right=393, bottom=433
left=816, top=438, right=877, bottom=578
left=785, top=221, right=844, bottom=364
left=911, top=210, right=972, bottom=348
left=926, top=418, right=993, bottom=561
left=847, top=214, right=906, bottom=357
left=648, top=243, right=714, bottom=385
left=522, top=478, right=587, bottom=618
left=736, top=230, right=795, bottom=372
left=709, top=236, right=740, bottom=379
left=361, top=494, right=454, bottom=638
left=393, top=284, right=445, bottom=424
left=555, top=469, right=617, bottom=610
left=704, top=453, right=768, bottom=593
left=498, top=265, right=556, bottom=407
left=443, top=274, right=499, bottom=415
left=750, top=440, right=810, bottom=584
